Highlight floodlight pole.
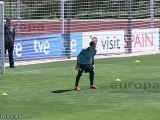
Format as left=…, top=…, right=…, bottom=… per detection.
left=150, top=0, right=154, bottom=28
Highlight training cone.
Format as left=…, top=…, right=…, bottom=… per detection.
left=135, top=60, right=140, bottom=63
left=2, top=93, right=8, bottom=96
left=115, top=78, right=121, bottom=81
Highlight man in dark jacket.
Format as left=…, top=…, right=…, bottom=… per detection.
left=4, top=18, right=15, bottom=68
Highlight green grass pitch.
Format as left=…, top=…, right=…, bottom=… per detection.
left=0, top=54, right=160, bottom=120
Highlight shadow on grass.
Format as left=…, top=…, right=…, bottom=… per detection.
left=51, top=89, right=73, bottom=93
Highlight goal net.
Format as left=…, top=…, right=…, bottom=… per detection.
left=0, top=1, right=5, bottom=74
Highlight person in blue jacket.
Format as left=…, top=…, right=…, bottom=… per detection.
left=74, top=41, right=98, bottom=91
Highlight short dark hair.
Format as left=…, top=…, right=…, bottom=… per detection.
left=90, top=41, right=95, bottom=47
left=5, top=18, right=11, bottom=22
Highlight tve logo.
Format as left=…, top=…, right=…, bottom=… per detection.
left=13, top=34, right=62, bottom=60
left=34, top=40, right=50, bottom=54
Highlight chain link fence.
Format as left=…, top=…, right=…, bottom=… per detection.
left=3, top=0, right=160, bottom=35
left=2, top=0, right=160, bottom=60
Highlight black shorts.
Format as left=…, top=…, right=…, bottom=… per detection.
left=79, top=64, right=94, bottom=73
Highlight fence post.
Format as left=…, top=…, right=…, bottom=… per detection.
left=17, top=0, right=21, bottom=36
left=61, top=0, right=64, bottom=35
left=0, top=1, right=5, bottom=74
left=127, top=0, right=132, bottom=53
left=150, top=0, right=154, bottom=28
left=66, top=0, right=71, bottom=58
